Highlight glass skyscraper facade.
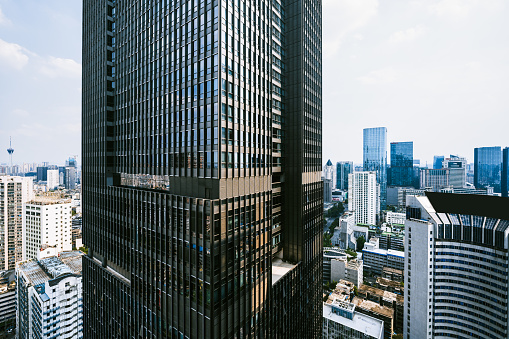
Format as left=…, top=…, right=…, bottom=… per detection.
left=474, top=146, right=502, bottom=192
left=502, top=147, right=509, bottom=198
left=336, top=161, right=353, bottom=190
left=82, top=0, right=322, bottom=338
left=363, top=127, right=387, bottom=210
left=433, top=155, right=444, bottom=169
left=389, top=141, right=413, bottom=187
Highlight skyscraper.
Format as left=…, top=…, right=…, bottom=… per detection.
left=363, top=127, right=387, bottom=211
left=389, top=142, right=413, bottom=187
left=404, top=192, right=509, bottom=339
left=474, top=146, right=502, bottom=192
left=82, top=0, right=323, bottom=338
left=323, top=159, right=334, bottom=187
left=348, top=172, right=379, bottom=225
left=432, top=155, right=444, bottom=170
left=0, top=176, right=34, bottom=270
left=336, top=161, right=353, bottom=190
left=503, top=147, right=509, bottom=198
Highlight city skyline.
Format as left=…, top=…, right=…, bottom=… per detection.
left=1, top=0, right=509, bottom=165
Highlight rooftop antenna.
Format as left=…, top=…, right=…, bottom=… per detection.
left=7, top=137, right=14, bottom=175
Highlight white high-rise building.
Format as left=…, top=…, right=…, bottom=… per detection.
left=324, top=159, right=335, bottom=188
left=0, top=176, right=34, bottom=270
left=404, top=192, right=509, bottom=339
left=23, top=197, right=72, bottom=261
left=46, top=169, right=60, bottom=190
left=348, top=171, right=379, bottom=225
left=16, top=251, right=83, bottom=339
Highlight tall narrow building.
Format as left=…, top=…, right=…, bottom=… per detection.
left=336, top=161, right=353, bottom=190
left=474, top=146, right=502, bottom=192
left=363, top=127, right=387, bottom=211
left=389, top=141, right=413, bottom=187
left=82, top=0, right=322, bottom=338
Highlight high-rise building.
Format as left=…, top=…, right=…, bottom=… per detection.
left=442, top=155, right=466, bottom=188
left=82, top=0, right=323, bottom=337
left=16, top=251, right=83, bottom=339
left=363, top=127, right=387, bottom=211
left=474, top=146, right=502, bottom=192
left=323, top=159, right=335, bottom=187
left=336, top=161, right=353, bottom=190
left=348, top=172, right=379, bottom=225
left=502, top=147, right=509, bottom=198
left=404, top=192, right=509, bottom=339
left=432, top=156, right=444, bottom=170
left=0, top=176, right=34, bottom=270
left=0, top=270, right=16, bottom=335
left=323, top=178, right=333, bottom=203
left=389, top=142, right=413, bottom=187
left=23, top=197, right=72, bottom=261
left=46, top=169, right=60, bottom=190
left=36, top=167, right=48, bottom=182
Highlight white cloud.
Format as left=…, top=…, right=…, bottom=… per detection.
left=357, top=67, right=398, bottom=85
left=39, top=57, right=82, bottom=78
left=0, top=7, right=10, bottom=25
left=323, top=0, right=379, bottom=58
left=389, top=25, right=427, bottom=44
left=0, top=39, right=29, bottom=70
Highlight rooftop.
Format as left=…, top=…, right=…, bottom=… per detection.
left=27, top=196, right=71, bottom=205
left=359, top=285, right=404, bottom=304
left=426, top=192, right=509, bottom=220
left=272, top=259, right=297, bottom=284
left=17, top=251, right=84, bottom=286
left=352, top=297, right=394, bottom=318
left=323, top=302, right=383, bottom=339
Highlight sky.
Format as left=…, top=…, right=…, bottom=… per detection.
left=0, top=0, right=508, bottom=166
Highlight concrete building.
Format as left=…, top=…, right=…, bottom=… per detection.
left=330, top=257, right=363, bottom=287
left=375, top=232, right=404, bottom=252
left=352, top=297, right=394, bottom=339
left=404, top=192, right=509, bottom=339
left=349, top=172, right=379, bottom=225
left=0, top=270, right=16, bottom=335
left=362, top=238, right=404, bottom=276
left=16, top=251, right=83, bottom=339
left=382, top=267, right=403, bottom=283
left=358, top=285, right=404, bottom=335
left=0, top=176, right=34, bottom=270
left=23, top=197, right=72, bottom=261
left=442, top=156, right=467, bottom=188
left=323, top=178, right=333, bottom=203
left=323, top=299, right=383, bottom=339
left=323, top=248, right=347, bottom=283
left=324, top=159, right=335, bottom=188
left=386, top=211, right=405, bottom=225
left=387, top=186, right=427, bottom=208
left=46, top=169, right=59, bottom=190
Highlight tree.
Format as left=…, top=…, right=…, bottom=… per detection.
left=326, top=203, right=345, bottom=218
left=356, top=236, right=366, bottom=252
left=328, top=218, right=339, bottom=234
left=323, top=233, right=332, bottom=247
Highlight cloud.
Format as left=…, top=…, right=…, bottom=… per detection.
left=389, top=25, right=427, bottom=44
left=0, top=39, right=30, bottom=70
left=39, top=57, right=82, bottom=78
left=323, top=0, right=379, bottom=58
left=357, top=68, right=399, bottom=85
left=0, top=7, right=10, bottom=25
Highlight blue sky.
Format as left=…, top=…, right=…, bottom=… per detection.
left=1, top=0, right=508, bottom=166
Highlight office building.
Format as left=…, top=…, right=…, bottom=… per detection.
left=362, top=238, right=404, bottom=276
left=404, top=192, right=509, bottom=339
left=0, top=270, right=16, bottom=335
left=386, top=186, right=427, bottom=208
left=0, top=176, right=34, bottom=270
left=336, top=161, right=353, bottom=190
left=389, top=142, right=413, bottom=187
left=433, top=156, right=444, bottom=170
left=442, top=155, right=466, bottom=188
left=348, top=172, right=379, bottom=225
left=323, top=299, right=383, bottom=339
left=474, top=146, right=502, bottom=192
left=16, top=251, right=83, bottom=339
left=23, top=197, right=72, bottom=261
left=46, top=169, right=60, bottom=190
left=502, top=147, right=509, bottom=197
left=82, top=0, right=323, bottom=337
left=323, top=159, right=335, bottom=187
left=363, top=127, right=387, bottom=210
left=420, top=168, right=466, bottom=192
left=323, top=178, right=333, bottom=203
left=329, top=257, right=363, bottom=287
left=385, top=211, right=405, bottom=225
left=323, top=249, right=347, bottom=283
left=36, top=167, right=48, bottom=182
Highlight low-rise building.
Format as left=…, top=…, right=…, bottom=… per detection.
left=382, top=267, right=403, bottom=282
left=323, top=299, right=383, bottom=339
left=352, top=297, right=393, bottom=339
left=362, top=238, right=404, bottom=276
left=385, top=211, right=405, bottom=225
left=16, top=251, right=83, bottom=339
left=330, top=257, right=363, bottom=287
left=323, top=249, right=347, bottom=283
left=358, top=285, right=404, bottom=334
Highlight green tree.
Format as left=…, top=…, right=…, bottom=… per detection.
left=326, top=203, right=345, bottom=218
left=356, top=236, right=366, bottom=252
